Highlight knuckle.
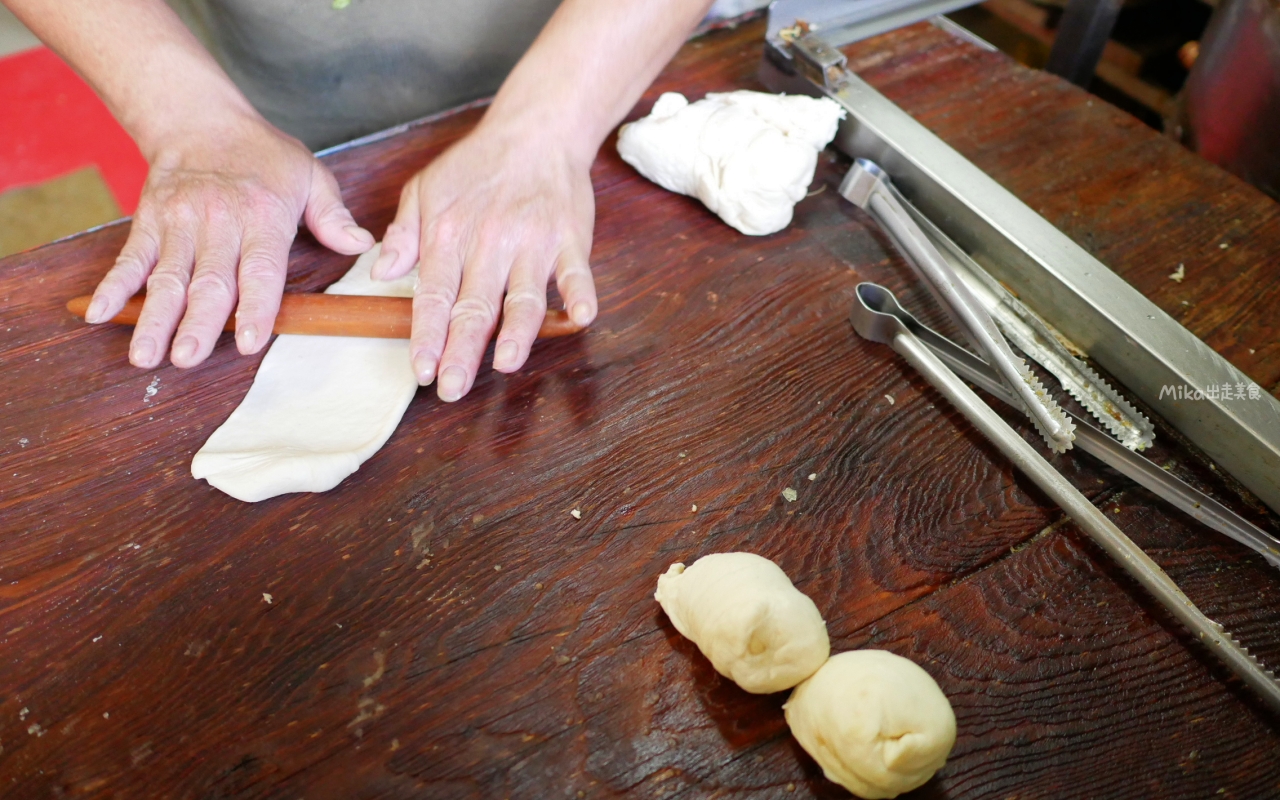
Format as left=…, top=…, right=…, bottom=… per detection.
left=201, top=194, right=235, bottom=225
left=450, top=296, right=498, bottom=326
left=145, top=269, right=189, bottom=299
left=249, top=190, right=296, bottom=223
left=124, top=218, right=161, bottom=249
left=413, top=284, right=458, bottom=308
left=187, top=269, right=237, bottom=302
left=556, top=249, right=592, bottom=274
left=475, top=217, right=507, bottom=241
left=109, top=253, right=147, bottom=279
left=503, top=290, right=546, bottom=314
left=399, top=176, right=424, bottom=205
left=480, top=220, right=526, bottom=256
left=162, top=201, right=201, bottom=230
left=558, top=262, right=594, bottom=285
left=384, top=219, right=417, bottom=243
left=235, top=288, right=273, bottom=315
left=423, top=214, right=464, bottom=251
left=141, top=180, right=175, bottom=206
left=238, top=253, right=282, bottom=284
left=96, top=272, right=135, bottom=298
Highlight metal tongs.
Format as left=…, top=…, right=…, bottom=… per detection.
left=841, top=159, right=1077, bottom=453
left=898, top=196, right=1156, bottom=451
left=850, top=281, right=1280, bottom=714
left=843, top=157, right=1156, bottom=451
left=843, top=156, right=1280, bottom=711
left=855, top=283, right=1280, bottom=568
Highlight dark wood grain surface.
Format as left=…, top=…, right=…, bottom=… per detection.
left=2, top=19, right=1279, bottom=799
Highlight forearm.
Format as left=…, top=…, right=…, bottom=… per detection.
left=2, top=0, right=260, bottom=161
left=483, top=0, right=715, bottom=165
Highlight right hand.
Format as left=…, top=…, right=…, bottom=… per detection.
left=85, top=110, right=374, bottom=369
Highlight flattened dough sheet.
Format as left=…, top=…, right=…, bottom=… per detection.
left=192, top=244, right=417, bottom=502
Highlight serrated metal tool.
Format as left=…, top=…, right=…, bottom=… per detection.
left=855, top=282, right=1280, bottom=571
left=896, top=195, right=1157, bottom=451
left=840, top=158, right=1077, bottom=453
left=850, top=281, right=1280, bottom=716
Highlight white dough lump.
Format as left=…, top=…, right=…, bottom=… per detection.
left=616, top=90, right=844, bottom=236
left=784, top=650, right=956, bottom=799
left=655, top=552, right=829, bottom=693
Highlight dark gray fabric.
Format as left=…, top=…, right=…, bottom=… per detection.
left=171, top=0, right=561, bottom=150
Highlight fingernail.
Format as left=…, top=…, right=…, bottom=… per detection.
left=85, top=296, right=108, bottom=324
left=493, top=340, right=519, bottom=370
left=130, top=337, right=156, bottom=366
left=371, top=248, right=397, bottom=280
left=571, top=302, right=594, bottom=326
left=237, top=325, right=257, bottom=353
left=172, top=336, right=198, bottom=364
left=412, top=351, right=437, bottom=385
left=437, top=366, right=467, bottom=402
left=345, top=224, right=375, bottom=247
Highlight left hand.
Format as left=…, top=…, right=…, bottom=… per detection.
left=370, top=119, right=598, bottom=402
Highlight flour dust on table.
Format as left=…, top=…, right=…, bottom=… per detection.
left=191, top=244, right=417, bottom=503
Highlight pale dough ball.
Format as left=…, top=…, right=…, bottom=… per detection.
left=655, top=552, right=829, bottom=693
left=784, top=650, right=956, bottom=799
left=616, top=90, right=845, bottom=236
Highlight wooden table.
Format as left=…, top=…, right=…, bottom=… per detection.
left=3, top=18, right=1279, bottom=799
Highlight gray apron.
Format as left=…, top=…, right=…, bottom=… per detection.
left=171, top=0, right=562, bottom=150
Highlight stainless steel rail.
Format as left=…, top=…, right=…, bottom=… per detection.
left=760, top=28, right=1280, bottom=514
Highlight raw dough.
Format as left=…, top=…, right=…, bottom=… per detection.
left=616, top=90, right=844, bottom=236
left=784, top=650, right=956, bottom=799
left=191, top=244, right=417, bottom=502
left=655, top=552, right=829, bottom=693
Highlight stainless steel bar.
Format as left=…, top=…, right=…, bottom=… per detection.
left=765, top=0, right=982, bottom=53
left=760, top=42, right=1280, bottom=515
left=890, top=327, right=1280, bottom=715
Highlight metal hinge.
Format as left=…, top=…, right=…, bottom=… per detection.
left=789, top=32, right=850, bottom=91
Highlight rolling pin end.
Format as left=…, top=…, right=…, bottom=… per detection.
left=67, top=295, right=91, bottom=319
left=537, top=309, right=587, bottom=338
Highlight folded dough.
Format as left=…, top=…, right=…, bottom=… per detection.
left=191, top=244, right=417, bottom=502
left=784, top=650, right=956, bottom=799
left=655, top=552, right=829, bottom=693
left=616, top=90, right=844, bottom=235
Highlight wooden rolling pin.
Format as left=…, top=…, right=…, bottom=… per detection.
left=66, top=294, right=583, bottom=339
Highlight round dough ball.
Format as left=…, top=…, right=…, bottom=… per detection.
left=784, top=650, right=956, bottom=799
left=655, top=552, right=829, bottom=693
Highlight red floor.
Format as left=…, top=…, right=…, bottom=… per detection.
left=0, top=46, right=147, bottom=213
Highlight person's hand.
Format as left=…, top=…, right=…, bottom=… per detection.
left=85, top=111, right=374, bottom=369
left=15, top=0, right=710, bottom=384
left=370, top=120, right=598, bottom=402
